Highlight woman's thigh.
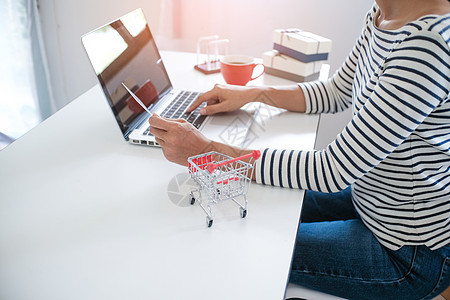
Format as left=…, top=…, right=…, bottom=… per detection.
left=300, top=186, right=358, bottom=222
left=289, top=218, right=450, bottom=299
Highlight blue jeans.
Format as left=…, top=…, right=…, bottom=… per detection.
left=288, top=187, right=450, bottom=300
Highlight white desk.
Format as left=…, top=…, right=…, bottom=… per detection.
left=0, top=51, right=319, bottom=300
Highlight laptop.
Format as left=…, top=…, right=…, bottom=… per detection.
left=81, top=8, right=255, bottom=147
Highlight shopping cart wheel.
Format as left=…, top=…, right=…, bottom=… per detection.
left=240, top=208, right=247, bottom=218
left=190, top=196, right=196, bottom=205
left=206, top=217, right=213, bottom=228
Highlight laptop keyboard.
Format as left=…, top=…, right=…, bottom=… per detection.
left=143, top=91, right=206, bottom=136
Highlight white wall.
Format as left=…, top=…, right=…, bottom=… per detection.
left=37, top=0, right=163, bottom=111
left=38, top=0, right=373, bottom=148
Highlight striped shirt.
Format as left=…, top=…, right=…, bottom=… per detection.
left=255, top=4, right=450, bottom=250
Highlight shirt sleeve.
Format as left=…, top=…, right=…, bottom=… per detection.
left=300, top=7, right=373, bottom=115
left=255, top=29, right=450, bottom=192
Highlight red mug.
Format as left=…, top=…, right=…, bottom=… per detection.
left=220, top=55, right=265, bottom=86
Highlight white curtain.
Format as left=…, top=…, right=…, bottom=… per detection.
left=0, top=0, right=53, bottom=142
left=30, top=0, right=55, bottom=120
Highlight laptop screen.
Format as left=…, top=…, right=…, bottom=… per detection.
left=82, top=8, right=171, bottom=137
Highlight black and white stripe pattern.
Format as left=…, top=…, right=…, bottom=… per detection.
left=255, top=4, right=450, bottom=250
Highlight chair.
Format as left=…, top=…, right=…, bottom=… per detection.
left=442, top=286, right=450, bottom=300
left=285, top=283, right=346, bottom=300
left=285, top=283, right=450, bottom=300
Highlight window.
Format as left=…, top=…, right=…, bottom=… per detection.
left=0, top=0, right=43, bottom=147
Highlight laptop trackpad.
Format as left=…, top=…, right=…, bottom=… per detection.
left=200, top=109, right=257, bottom=148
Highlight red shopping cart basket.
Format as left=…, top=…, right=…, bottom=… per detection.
left=188, top=150, right=260, bottom=227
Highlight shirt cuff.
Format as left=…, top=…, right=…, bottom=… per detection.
left=298, top=83, right=313, bottom=114
left=254, top=148, right=267, bottom=185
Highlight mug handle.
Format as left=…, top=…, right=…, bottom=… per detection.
left=250, top=63, right=265, bottom=81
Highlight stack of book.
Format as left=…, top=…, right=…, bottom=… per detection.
left=262, top=29, right=332, bottom=82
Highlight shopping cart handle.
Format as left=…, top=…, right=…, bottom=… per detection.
left=206, top=150, right=261, bottom=173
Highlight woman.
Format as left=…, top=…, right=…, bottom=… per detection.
left=149, top=0, right=450, bottom=298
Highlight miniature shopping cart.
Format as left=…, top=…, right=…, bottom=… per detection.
left=188, top=150, right=261, bottom=227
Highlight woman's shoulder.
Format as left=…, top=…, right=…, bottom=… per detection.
left=414, top=13, right=450, bottom=43
left=367, top=2, right=449, bottom=45
left=401, top=13, right=450, bottom=51
left=363, top=3, right=379, bottom=27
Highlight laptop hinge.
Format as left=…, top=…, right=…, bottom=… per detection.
left=124, top=113, right=148, bottom=140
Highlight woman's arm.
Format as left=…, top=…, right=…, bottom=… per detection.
left=187, top=84, right=307, bottom=115
left=257, top=29, right=450, bottom=192
left=148, top=114, right=256, bottom=171
left=188, top=9, right=371, bottom=117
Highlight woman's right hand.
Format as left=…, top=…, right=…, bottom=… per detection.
left=187, top=84, right=258, bottom=115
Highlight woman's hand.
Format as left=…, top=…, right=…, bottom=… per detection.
left=149, top=114, right=212, bottom=166
left=149, top=113, right=258, bottom=180
left=187, top=84, right=256, bottom=115
left=187, top=83, right=307, bottom=115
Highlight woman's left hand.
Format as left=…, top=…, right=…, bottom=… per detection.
left=149, top=114, right=212, bottom=166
